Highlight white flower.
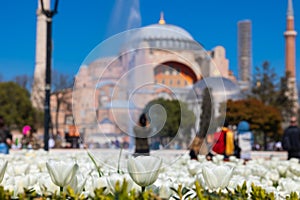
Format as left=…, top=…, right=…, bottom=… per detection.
left=67, top=172, right=87, bottom=194
left=127, top=156, right=162, bottom=187
left=187, top=160, right=201, bottom=176
left=46, top=160, right=79, bottom=188
left=265, top=169, right=280, bottom=183
left=10, top=174, right=39, bottom=196
left=289, top=163, right=300, bottom=176
left=212, top=154, right=224, bottom=164
left=9, top=162, right=30, bottom=176
left=228, top=175, right=246, bottom=190
left=85, top=175, right=108, bottom=197
left=202, top=165, right=233, bottom=191
left=39, top=173, right=60, bottom=194
left=277, top=178, right=300, bottom=194
left=107, top=173, right=125, bottom=193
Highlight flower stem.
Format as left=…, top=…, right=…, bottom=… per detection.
left=117, top=147, right=123, bottom=174
left=87, top=151, right=103, bottom=177
left=141, top=186, right=145, bottom=192
left=60, top=186, right=63, bottom=192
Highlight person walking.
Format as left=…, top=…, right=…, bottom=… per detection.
left=133, top=113, right=152, bottom=156
left=21, top=125, right=40, bottom=150
left=0, top=116, right=12, bottom=154
left=211, top=121, right=235, bottom=159
left=282, top=116, right=300, bottom=160
left=237, top=120, right=253, bottom=161
left=189, top=136, right=201, bottom=160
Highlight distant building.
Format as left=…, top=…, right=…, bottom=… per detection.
left=48, top=14, right=239, bottom=145
left=238, top=20, right=252, bottom=91
left=71, top=15, right=238, bottom=144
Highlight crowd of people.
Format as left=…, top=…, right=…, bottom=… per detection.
left=1, top=112, right=300, bottom=162
left=188, top=116, right=300, bottom=162
left=189, top=120, right=254, bottom=161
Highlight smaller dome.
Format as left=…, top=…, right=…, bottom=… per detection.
left=99, top=118, right=113, bottom=124
left=189, top=77, right=243, bottom=101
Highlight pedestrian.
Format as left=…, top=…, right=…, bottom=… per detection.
left=237, top=120, right=253, bottom=161
left=189, top=136, right=201, bottom=160
left=21, top=125, right=40, bottom=150
left=282, top=116, right=300, bottom=160
left=133, top=113, right=152, bottom=156
left=211, top=121, right=235, bottom=159
left=0, top=116, right=12, bottom=154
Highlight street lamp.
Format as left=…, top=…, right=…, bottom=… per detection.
left=39, top=0, right=59, bottom=151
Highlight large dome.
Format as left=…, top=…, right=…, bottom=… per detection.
left=138, top=24, right=194, bottom=41
left=124, top=23, right=203, bottom=51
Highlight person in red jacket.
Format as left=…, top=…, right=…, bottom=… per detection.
left=211, top=121, right=234, bottom=159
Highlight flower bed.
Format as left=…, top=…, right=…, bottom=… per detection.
left=0, top=149, right=299, bottom=199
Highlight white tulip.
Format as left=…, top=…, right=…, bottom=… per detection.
left=212, top=154, right=224, bottom=164
left=197, top=155, right=207, bottom=162
left=228, top=175, right=246, bottom=190
left=289, top=163, right=300, bottom=176
left=202, top=165, right=233, bottom=191
left=67, top=172, right=87, bottom=194
left=39, top=173, right=60, bottom=194
left=10, top=162, right=30, bottom=176
left=46, top=160, right=79, bottom=190
left=187, top=160, right=201, bottom=176
left=10, top=174, right=39, bottom=196
left=277, top=178, right=300, bottom=194
left=85, top=175, right=108, bottom=197
left=265, top=169, right=280, bottom=183
left=127, top=156, right=162, bottom=190
left=277, top=165, right=288, bottom=176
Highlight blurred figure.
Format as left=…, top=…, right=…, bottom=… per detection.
left=133, top=113, right=151, bottom=156
left=275, top=141, right=282, bottom=151
left=211, top=121, right=235, bottom=159
left=282, top=116, right=300, bottom=160
left=0, top=116, right=12, bottom=154
left=237, top=121, right=253, bottom=160
left=189, top=136, right=201, bottom=160
left=21, top=125, right=40, bottom=150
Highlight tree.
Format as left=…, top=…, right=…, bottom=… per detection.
left=0, top=82, right=41, bottom=130
left=275, top=75, right=295, bottom=124
left=199, top=87, right=214, bottom=138
left=143, top=98, right=195, bottom=139
left=251, top=61, right=278, bottom=106
left=13, top=74, right=32, bottom=90
left=251, top=61, right=296, bottom=126
left=224, top=98, right=282, bottom=150
left=51, top=71, right=73, bottom=136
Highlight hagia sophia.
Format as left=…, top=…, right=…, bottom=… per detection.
left=69, top=13, right=242, bottom=145
left=30, top=0, right=298, bottom=148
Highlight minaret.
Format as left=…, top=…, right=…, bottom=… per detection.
left=284, top=0, right=299, bottom=115
left=31, top=0, right=50, bottom=110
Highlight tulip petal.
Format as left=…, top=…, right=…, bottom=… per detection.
left=0, top=160, right=7, bottom=183
left=46, top=161, right=62, bottom=186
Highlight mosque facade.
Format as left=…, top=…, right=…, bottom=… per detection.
left=67, top=15, right=239, bottom=145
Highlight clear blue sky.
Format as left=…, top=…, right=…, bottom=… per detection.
left=0, top=0, right=299, bottom=83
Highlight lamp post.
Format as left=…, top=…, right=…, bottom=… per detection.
left=39, top=0, right=59, bottom=151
